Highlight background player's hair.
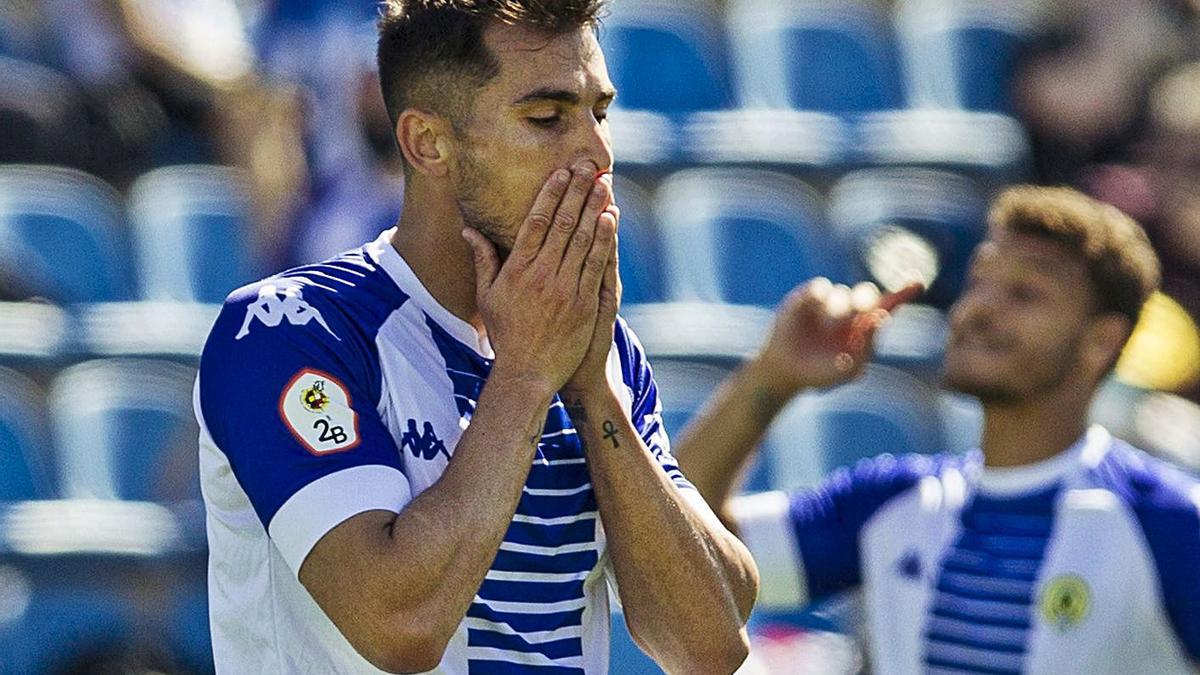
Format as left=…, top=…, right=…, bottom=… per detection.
left=987, top=186, right=1161, bottom=325
left=377, top=0, right=607, bottom=163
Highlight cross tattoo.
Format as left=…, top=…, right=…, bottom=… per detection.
left=602, top=420, right=620, bottom=448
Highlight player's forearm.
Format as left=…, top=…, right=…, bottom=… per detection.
left=674, top=357, right=797, bottom=526
left=378, top=368, right=552, bottom=644
left=566, top=389, right=756, bottom=674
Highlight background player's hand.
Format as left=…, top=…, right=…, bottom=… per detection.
left=747, top=278, right=924, bottom=396
left=463, top=162, right=616, bottom=396
left=562, top=195, right=621, bottom=400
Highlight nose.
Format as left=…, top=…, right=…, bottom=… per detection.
left=578, top=111, right=614, bottom=175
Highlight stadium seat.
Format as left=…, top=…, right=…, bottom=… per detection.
left=48, top=359, right=200, bottom=504
left=765, top=364, right=947, bottom=483
left=128, top=165, right=261, bottom=304
left=727, top=0, right=904, bottom=114
left=612, top=176, right=666, bottom=304
left=0, top=366, right=53, bottom=501
left=895, top=0, right=1039, bottom=112
left=600, top=0, right=733, bottom=115
left=852, top=108, right=1032, bottom=178
left=0, top=165, right=134, bottom=304
left=828, top=168, right=988, bottom=309
left=656, top=169, right=849, bottom=307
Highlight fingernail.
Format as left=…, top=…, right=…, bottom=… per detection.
left=554, top=169, right=570, bottom=184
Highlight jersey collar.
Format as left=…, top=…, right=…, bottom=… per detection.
left=976, top=425, right=1113, bottom=496
left=366, top=228, right=495, bottom=359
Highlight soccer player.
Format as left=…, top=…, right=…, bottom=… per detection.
left=676, top=186, right=1200, bottom=674
left=195, top=1, right=757, bottom=673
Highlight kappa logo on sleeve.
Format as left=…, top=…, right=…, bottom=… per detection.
left=236, top=285, right=339, bottom=341
left=279, top=369, right=360, bottom=455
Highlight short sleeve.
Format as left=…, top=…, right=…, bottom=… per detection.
left=782, top=454, right=931, bottom=602
left=198, top=278, right=410, bottom=575
left=614, top=318, right=695, bottom=492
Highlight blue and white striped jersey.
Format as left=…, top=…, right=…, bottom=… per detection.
left=734, top=426, right=1200, bottom=674
left=196, top=229, right=691, bottom=674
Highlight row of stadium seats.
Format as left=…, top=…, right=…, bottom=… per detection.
left=0, top=163, right=991, bottom=370
left=600, top=0, right=1035, bottom=173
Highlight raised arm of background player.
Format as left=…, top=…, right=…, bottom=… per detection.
left=299, top=166, right=615, bottom=673
left=674, top=279, right=923, bottom=529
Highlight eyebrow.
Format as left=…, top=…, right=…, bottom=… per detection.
left=512, top=87, right=617, bottom=106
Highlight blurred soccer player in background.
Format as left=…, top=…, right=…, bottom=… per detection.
left=195, top=1, right=756, bottom=672
left=678, top=186, right=1200, bottom=674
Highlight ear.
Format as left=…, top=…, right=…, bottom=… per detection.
left=1083, top=313, right=1133, bottom=375
left=396, top=109, right=455, bottom=178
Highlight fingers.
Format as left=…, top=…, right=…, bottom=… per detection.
left=511, top=169, right=571, bottom=264
left=579, top=209, right=617, bottom=298
left=538, top=161, right=598, bottom=266
left=462, top=227, right=500, bottom=296
left=561, top=173, right=612, bottom=278
left=879, top=282, right=925, bottom=313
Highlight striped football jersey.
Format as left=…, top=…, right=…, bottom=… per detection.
left=196, top=229, right=691, bottom=674
left=734, top=426, right=1200, bottom=674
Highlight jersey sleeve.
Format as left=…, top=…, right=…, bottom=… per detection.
left=733, top=454, right=931, bottom=607
left=1120, top=450, right=1200, bottom=661
left=197, top=278, right=410, bottom=576
left=613, top=317, right=695, bottom=492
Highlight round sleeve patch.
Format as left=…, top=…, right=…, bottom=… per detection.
left=278, top=369, right=361, bottom=455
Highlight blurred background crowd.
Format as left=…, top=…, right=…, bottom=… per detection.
left=1, top=0, right=1199, bottom=672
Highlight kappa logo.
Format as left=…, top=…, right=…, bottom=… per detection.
left=236, top=285, right=339, bottom=341
left=401, top=419, right=450, bottom=461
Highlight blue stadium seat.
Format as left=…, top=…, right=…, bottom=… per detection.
left=49, top=359, right=200, bottom=504
left=612, top=176, right=665, bottom=304
left=896, top=0, right=1037, bottom=112
left=600, top=1, right=733, bottom=115
left=728, top=0, right=903, bottom=114
left=829, top=168, right=988, bottom=309
left=764, top=364, right=947, bottom=479
left=0, top=166, right=134, bottom=304
left=129, top=165, right=260, bottom=304
left=0, top=579, right=136, bottom=674
left=656, top=169, right=849, bottom=307
left=0, top=366, right=53, bottom=501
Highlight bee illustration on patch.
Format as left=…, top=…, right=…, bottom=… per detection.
left=300, top=380, right=331, bottom=414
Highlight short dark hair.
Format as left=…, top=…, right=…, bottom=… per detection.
left=987, top=185, right=1161, bottom=324
left=376, top=0, right=606, bottom=134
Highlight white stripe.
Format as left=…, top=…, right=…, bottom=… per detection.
left=926, top=616, right=1026, bottom=646
left=499, top=540, right=597, bottom=556
left=464, top=617, right=584, bottom=643
left=475, top=597, right=588, bottom=614
left=512, top=512, right=598, bottom=526
left=485, top=569, right=592, bottom=583
left=446, top=368, right=484, bottom=380
left=465, top=646, right=583, bottom=668
left=941, top=570, right=1034, bottom=597
left=540, top=428, right=578, bottom=439
left=523, top=484, right=592, bottom=497
left=533, top=457, right=586, bottom=466
left=454, top=394, right=478, bottom=405
left=924, top=641, right=1024, bottom=671
left=549, top=401, right=565, bottom=410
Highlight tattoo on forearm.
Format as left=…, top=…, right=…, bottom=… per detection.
left=601, top=420, right=620, bottom=448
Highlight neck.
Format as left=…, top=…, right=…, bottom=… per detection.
left=391, top=181, right=486, bottom=333
left=980, top=388, right=1092, bottom=468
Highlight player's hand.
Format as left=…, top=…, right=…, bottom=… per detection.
left=746, top=278, right=924, bottom=396
left=563, top=192, right=621, bottom=400
left=463, top=161, right=616, bottom=396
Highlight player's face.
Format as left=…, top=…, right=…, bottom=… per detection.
left=452, top=22, right=616, bottom=250
left=943, top=233, right=1100, bottom=404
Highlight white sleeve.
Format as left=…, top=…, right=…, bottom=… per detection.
left=267, top=465, right=412, bottom=575
left=731, top=491, right=808, bottom=609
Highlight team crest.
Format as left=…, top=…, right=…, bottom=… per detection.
left=1040, top=574, right=1091, bottom=630
left=300, top=380, right=331, bottom=413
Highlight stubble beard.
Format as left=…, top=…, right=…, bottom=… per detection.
left=944, top=330, right=1084, bottom=407
left=455, top=148, right=515, bottom=257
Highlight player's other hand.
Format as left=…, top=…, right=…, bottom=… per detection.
left=747, top=278, right=924, bottom=396
left=562, top=195, right=621, bottom=400
left=463, top=161, right=616, bottom=396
